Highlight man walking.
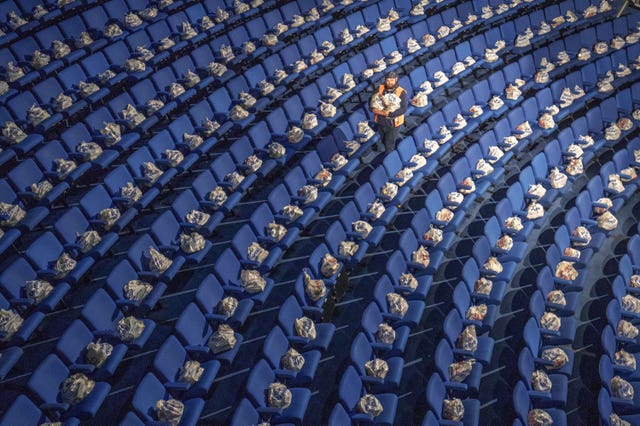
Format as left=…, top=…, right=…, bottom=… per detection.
left=369, top=70, right=408, bottom=154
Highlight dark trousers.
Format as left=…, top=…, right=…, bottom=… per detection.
left=378, top=125, right=399, bottom=154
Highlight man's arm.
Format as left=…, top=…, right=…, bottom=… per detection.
left=388, top=90, right=408, bottom=118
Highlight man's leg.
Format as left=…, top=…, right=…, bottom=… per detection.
left=383, top=126, right=399, bottom=154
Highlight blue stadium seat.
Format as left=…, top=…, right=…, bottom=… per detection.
left=278, top=295, right=335, bottom=352
left=153, top=334, right=220, bottom=399
left=523, top=317, right=574, bottom=376
left=131, top=372, right=204, bottom=425
left=79, top=184, right=137, bottom=233
left=150, top=210, right=212, bottom=265
left=126, top=233, right=185, bottom=281
left=513, top=381, right=566, bottom=426
left=245, top=359, right=311, bottom=425
left=434, top=338, right=482, bottom=396
left=350, top=332, right=404, bottom=392
left=214, top=247, right=273, bottom=305
left=263, top=325, right=321, bottom=386
left=81, top=288, right=155, bottom=349
left=518, top=347, right=568, bottom=408
left=27, top=354, right=110, bottom=420
left=338, top=365, right=398, bottom=426
left=361, top=302, right=409, bottom=357
left=194, top=274, right=254, bottom=328
left=1, top=394, right=79, bottom=426
left=443, top=310, right=494, bottom=366
left=0, top=255, right=69, bottom=313
left=171, top=190, right=222, bottom=237
left=0, top=345, right=22, bottom=380
left=104, top=260, right=167, bottom=313
left=453, top=283, right=498, bottom=334
left=426, top=372, right=479, bottom=426
left=175, top=302, right=243, bottom=365
left=25, top=231, right=93, bottom=285
left=55, top=319, right=128, bottom=381
left=104, top=165, right=160, bottom=211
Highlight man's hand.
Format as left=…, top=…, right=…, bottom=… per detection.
left=372, top=108, right=388, bottom=117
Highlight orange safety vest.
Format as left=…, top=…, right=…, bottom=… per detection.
left=373, top=85, right=405, bottom=127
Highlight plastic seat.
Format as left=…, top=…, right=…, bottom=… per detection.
left=27, top=354, right=110, bottom=421
left=105, top=259, right=166, bottom=314
left=153, top=334, right=220, bottom=399
left=1, top=394, right=79, bottom=426
left=434, top=338, right=482, bottom=396
left=513, top=381, right=567, bottom=426
left=174, top=302, right=243, bottom=365
left=373, top=276, right=424, bottom=328
left=472, top=236, right=517, bottom=283
left=518, top=347, right=568, bottom=408
left=250, top=203, right=300, bottom=250
left=523, top=318, right=574, bottom=377
left=84, top=108, right=140, bottom=152
left=350, top=332, right=404, bottom=392
left=600, top=355, right=640, bottom=413
left=453, top=283, right=498, bottom=334
left=426, top=372, right=479, bottom=426
left=127, top=232, right=185, bottom=280
left=104, top=158, right=160, bottom=211
left=484, top=216, right=528, bottom=263
left=599, top=387, right=640, bottom=425
left=210, top=152, right=257, bottom=195
left=56, top=319, right=128, bottom=381
left=32, top=77, right=86, bottom=118
left=278, top=296, right=335, bottom=352
left=338, top=365, right=398, bottom=426
left=494, top=198, right=534, bottom=241
left=339, top=201, right=386, bottom=248
left=126, top=147, right=178, bottom=190
left=194, top=274, right=254, bottom=329
left=0, top=292, right=44, bottom=345
left=8, top=159, right=69, bottom=207
left=131, top=372, right=204, bottom=426
left=54, top=207, right=118, bottom=260
left=443, top=309, right=494, bottom=366
left=300, top=151, right=346, bottom=194
left=25, top=231, right=93, bottom=285
left=79, top=184, right=136, bottom=233
left=324, top=221, right=369, bottom=268
left=150, top=211, right=212, bottom=265
left=460, top=257, right=507, bottom=306
left=602, top=322, right=640, bottom=382
left=81, top=288, right=155, bottom=349
left=171, top=190, right=223, bottom=237
left=231, top=223, right=282, bottom=273
left=263, top=326, right=321, bottom=386
left=192, top=170, right=241, bottom=215
left=245, top=359, right=311, bottom=425
left=353, top=182, right=398, bottom=227
left=214, top=248, right=273, bottom=305
left=361, top=302, right=410, bottom=357
left=0, top=256, right=69, bottom=313
left=230, top=135, right=275, bottom=179
left=0, top=345, right=22, bottom=380
left=0, top=179, right=49, bottom=238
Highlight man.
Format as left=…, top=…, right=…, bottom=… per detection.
left=370, top=70, right=408, bottom=154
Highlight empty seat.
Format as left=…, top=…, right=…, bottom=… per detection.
left=81, top=288, right=156, bottom=349
left=131, top=372, right=204, bottom=426
left=56, top=319, right=128, bottom=381
left=27, top=354, right=110, bottom=421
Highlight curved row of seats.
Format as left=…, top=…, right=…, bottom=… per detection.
left=0, top=0, right=636, bottom=422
